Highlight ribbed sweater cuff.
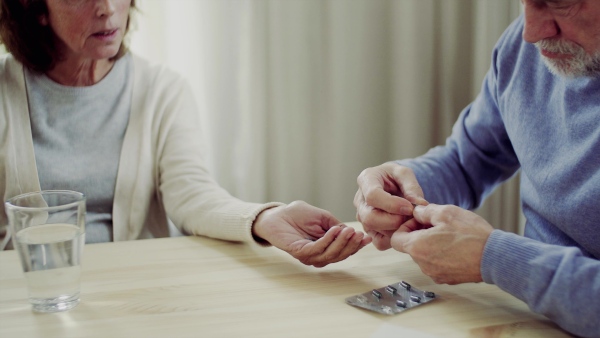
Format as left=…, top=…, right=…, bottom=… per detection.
left=481, top=230, right=539, bottom=301
left=219, top=201, right=284, bottom=247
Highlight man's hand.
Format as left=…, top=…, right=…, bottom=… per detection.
left=252, top=201, right=372, bottom=268
left=354, top=162, right=428, bottom=250
left=391, top=204, right=494, bottom=284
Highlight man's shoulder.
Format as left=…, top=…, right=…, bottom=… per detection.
left=491, top=16, right=552, bottom=93
left=496, top=15, right=525, bottom=52
left=493, top=16, right=532, bottom=72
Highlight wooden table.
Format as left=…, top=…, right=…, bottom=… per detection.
left=0, top=222, right=573, bottom=337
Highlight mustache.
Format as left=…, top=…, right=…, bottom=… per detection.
left=535, top=38, right=585, bottom=56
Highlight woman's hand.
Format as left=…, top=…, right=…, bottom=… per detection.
left=252, top=201, right=372, bottom=267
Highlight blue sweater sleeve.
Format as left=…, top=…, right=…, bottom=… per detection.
left=482, top=231, right=600, bottom=337
left=397, top=39, right=520, bottom=210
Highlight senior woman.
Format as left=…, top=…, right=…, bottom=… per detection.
left=0, top=0, right=371, bottom=267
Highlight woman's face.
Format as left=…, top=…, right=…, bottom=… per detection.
left=44, top=0, right=132, bottom=62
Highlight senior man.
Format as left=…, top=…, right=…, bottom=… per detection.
left=354, top=1, right=600, bottom=337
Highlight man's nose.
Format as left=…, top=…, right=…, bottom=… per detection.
left=522, top=1, right=560, bottom=43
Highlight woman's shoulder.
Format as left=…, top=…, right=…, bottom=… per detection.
left=0, top=53, right=12, bottom=65
left=0, top=54, right=26, bottom=98
left=128, top=52, right=196, bottom=114
left=0, top=54, right=22, bottom=79
left=130, top=52, right=188, bottom=89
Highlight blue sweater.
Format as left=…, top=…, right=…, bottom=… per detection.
left=398, top=16, right=600, bottom=337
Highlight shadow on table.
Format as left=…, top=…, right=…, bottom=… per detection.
left=470, top=320, right=575, bottom=338
left=196, top=234, right=422, bottom=299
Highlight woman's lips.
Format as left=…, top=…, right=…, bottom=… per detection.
left=92, top=29, right=118, bottom=41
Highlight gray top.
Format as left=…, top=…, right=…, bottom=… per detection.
left=24, top=54, right=132, bottom=243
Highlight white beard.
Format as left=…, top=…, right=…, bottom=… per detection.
left=535, top=39, right=600, bottom=78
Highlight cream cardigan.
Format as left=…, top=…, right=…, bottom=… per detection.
left=0, top=54, right=281, bottom=243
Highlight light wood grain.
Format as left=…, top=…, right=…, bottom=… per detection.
left=0, top=222, right=573, bottom=338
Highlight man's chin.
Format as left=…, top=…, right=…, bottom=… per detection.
left=542, top=57, right=579, bottom=78
left=542, top=56, right=600, bottom=78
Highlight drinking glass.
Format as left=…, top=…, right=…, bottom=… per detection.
left=5, top=190, right=86, bottom=312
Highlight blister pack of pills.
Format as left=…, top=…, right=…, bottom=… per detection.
left=345, top=280, right=437, bottom=315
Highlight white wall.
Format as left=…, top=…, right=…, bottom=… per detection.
left=3, top=1, right=524, bottom=231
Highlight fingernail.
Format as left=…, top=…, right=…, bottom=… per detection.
left=416, top=197, right=428, bottom=205
left=346, top=230, right=355, bottom=239
left=400, top=207, right=412, bottom=214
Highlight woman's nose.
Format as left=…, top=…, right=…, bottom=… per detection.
left=96, top=0, right=116, bottom=18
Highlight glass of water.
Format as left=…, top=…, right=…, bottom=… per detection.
left=5, top=190, right=86, bottom=313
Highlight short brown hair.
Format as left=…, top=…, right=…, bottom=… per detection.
left=0, top=0, right=136, bottom=72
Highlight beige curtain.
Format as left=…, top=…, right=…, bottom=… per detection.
left=131, top=0, right=523, bottom=232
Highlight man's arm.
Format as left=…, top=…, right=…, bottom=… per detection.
left=355, top=18, right=523, bottom=242
left=392, top=204, right=600, bottom=337
left=482, top=231, right=600, bottom=337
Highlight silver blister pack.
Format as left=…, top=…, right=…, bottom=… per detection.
left=345, top=280, right=437, bottom=315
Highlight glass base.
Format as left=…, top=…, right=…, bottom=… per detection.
left=30, top=293, right=80, bottom=313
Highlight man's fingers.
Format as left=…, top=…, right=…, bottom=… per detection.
left=387, top=206, right=437, bottom=254
left=353, top=189, right=364, bottom=209
left=397, top=218, right=426, bottom=233
left=390, top=229, right=414, bottom=253
left=367, top=229, right=393, bottom=250
left=358, top=201, right=409, bottom=231
left=357, top=164, right=427, bottom=215
left=412, top=204, right=447, bottom=227
left=358, top=171, right=412, bottom=215
left=363, top=187, right=413, bottom=215
left=356, top=189, right=406, bottom=229
left=392, top=167, right=428, bottom=206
